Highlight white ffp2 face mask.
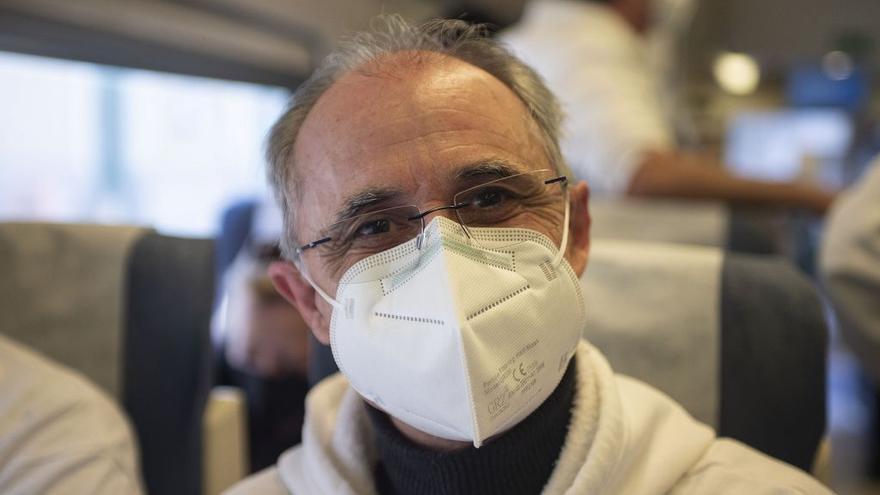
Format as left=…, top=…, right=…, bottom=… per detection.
left=322, top=215, right=586, bottom=447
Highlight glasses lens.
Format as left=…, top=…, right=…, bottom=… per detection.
left=300, top=205, right=423, bottom=280
left=454, top=169, right=567, bottom=251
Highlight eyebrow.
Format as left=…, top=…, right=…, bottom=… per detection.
left=453, top=159, right=524, bottom=182
left=327, top=159, right=524, bottom=226
left=332, top=187, right=403, bottom=225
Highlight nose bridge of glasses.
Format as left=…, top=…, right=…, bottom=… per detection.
left=409, top=202, right=469, bottom=224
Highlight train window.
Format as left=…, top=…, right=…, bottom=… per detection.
left=0, top=51, right=289, bottom=236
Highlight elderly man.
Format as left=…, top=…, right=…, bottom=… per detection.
left=227, top=16, right=829, bottom=494
left=502, top=0, right=836, bottom=212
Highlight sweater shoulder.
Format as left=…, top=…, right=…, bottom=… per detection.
left=223, top=466, right=290, bottom=495
left=671, top=439, right=832, bottom=494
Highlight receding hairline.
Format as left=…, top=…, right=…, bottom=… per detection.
left=288, top=48, right=549, bottom=197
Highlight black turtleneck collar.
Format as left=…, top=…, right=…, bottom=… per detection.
left=366, top=358, right=577, bottom=495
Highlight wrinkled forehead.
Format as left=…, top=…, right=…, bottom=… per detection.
left=290, top=51, right=549, bottom=241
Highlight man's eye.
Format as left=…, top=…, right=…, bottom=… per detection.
left=354, top=218, right=392, bottom=237
left=473, top=188, right=508, bottom=208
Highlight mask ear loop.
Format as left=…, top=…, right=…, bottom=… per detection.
left=294, top=213, right=428, bottom=311
left=551, top=188, right=571, bottom=267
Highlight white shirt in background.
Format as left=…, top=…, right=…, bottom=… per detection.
left=501, top=0, right=676, bottom=195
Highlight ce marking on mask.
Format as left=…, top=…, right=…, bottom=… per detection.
left=483, top=340, right=546, bottom=420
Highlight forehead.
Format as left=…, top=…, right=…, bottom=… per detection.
left=291, top=51, right=549, bottom=236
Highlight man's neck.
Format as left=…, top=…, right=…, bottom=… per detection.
left=365, top=359, right=578, bottom=495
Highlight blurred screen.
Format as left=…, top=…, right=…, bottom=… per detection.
left=0, top=51, right=289, bottom=237
left=787, top=63, right=869, bottom=111
left=724, top=109, right=853, bottom=188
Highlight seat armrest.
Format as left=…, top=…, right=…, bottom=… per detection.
left=202, top=386, right=248, bottom=495
left=811, top=435, right=832, bottom=487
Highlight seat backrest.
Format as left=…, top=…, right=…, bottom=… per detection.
left=582, top=240, right=724, bottom=426
left=582, top=239, right=826, bottom=472
left=124, top=232, right=215, bottom=495
left=590, top=198, right=779, bottom=254
left=590, top=198, right=729, bottom=248
left=0, top=223, right=214, bottom=495
left=718, top=253, right=827, bottom=471
left=0, top=223, right=145, bottom=396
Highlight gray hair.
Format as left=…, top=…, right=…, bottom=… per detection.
left=266, top=15, right=567, bottom=258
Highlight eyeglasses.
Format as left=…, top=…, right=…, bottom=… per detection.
left=293, top=169, right=568, bottom=278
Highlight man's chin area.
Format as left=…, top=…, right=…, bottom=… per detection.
left=361, top=397, right=483, bottom=453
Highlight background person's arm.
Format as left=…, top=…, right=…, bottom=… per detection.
left=626, top=150, right=836, bottom=214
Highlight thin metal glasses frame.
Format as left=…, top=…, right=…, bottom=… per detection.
left=295, top=173, right=568, bottom=256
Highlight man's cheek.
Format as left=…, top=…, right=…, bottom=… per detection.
left=317, top=296, right=336, bottom=327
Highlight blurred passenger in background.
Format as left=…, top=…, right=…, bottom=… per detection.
left=501, top=0, right=836, bottom=213
left=0, top=334, right=143, bottom=494
left=821, top=156, right=880, bottom=479
left=214, top=200, right=311, bottom=471
left=222, top=249, right=310, bottom=379
left=822, top=156, right=880, bottom=382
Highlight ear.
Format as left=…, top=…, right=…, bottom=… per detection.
left=566, top=181, right=591, bottom=277
left=268, top=261, right=332, bottom=345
